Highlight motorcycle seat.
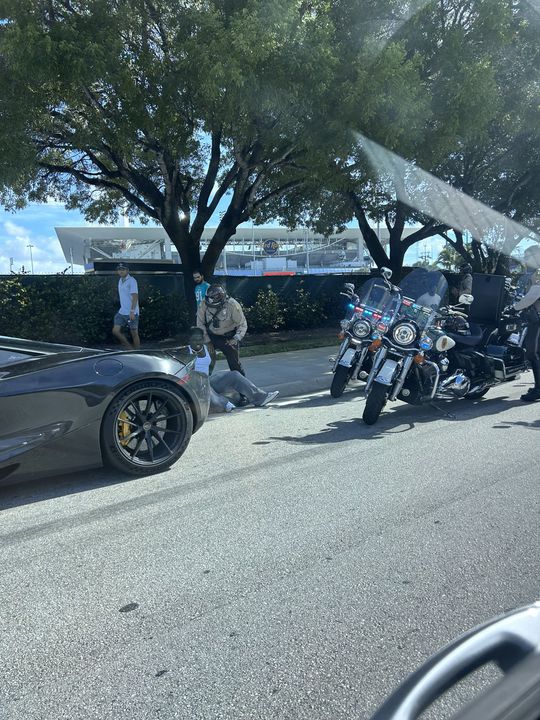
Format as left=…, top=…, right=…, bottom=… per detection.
left=447, top=323, right=484, bottom=347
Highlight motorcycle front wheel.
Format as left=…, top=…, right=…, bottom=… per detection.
left=330, top=364, right=353, bottom=398
left=363, top=382, right=388, bottom=425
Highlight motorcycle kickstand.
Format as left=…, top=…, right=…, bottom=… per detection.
left=429, top=401, right=457, bottom=420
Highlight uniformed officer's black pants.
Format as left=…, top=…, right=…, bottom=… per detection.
left=208, top=331, right=245, bottom=375
left=525, top=323, right=540, bottom=388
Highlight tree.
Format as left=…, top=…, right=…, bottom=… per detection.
left=0, top=0, right=350, bottom=311
left=266, top=0, right=540, bottom=277
left=436, top=242, right=463, bottom=271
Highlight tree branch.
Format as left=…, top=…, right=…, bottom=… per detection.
left=38, top=161, right=159, bottom=219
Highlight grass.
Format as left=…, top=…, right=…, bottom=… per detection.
left=150, top=325, right=340, bottom=358
left=238, top=329, right=339, bottom=357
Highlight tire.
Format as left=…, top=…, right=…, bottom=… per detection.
left=466, top=387, right=490, bottom=399
left=101, top=380, right=193, bottom=475
left=330, top=364, right=353, bottom=398
left=363, top=382, right=388, bottom=425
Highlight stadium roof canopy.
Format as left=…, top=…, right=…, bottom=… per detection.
left=55, top=225, right=377, bottom=266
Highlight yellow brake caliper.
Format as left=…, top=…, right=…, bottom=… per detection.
left=118, top=410, right=132, bottom=446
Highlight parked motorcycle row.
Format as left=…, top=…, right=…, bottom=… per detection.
left=330, top=268, right=529, bottom=425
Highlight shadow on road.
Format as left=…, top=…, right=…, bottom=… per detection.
left=0, top=468, right=136, bottom=512
left=493, top=418, right=540, bottom=430
left=262, top=395, right=526, bottom=446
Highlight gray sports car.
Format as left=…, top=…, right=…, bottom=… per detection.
left=0, top=336, right=209, bottom=485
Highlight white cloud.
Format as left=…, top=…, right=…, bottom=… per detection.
left=0, top=220, right=80, bottom=274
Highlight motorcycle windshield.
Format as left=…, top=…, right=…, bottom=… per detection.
left=397, top=268, right=449, bottom=333
left=353, top=277, right=402, bottom=331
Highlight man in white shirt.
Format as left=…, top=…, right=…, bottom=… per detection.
left=113, top=263, right=141, bottom=349
left=416, top=286, right=442, bottom=310
left=187, top=328, right=278, bottom=412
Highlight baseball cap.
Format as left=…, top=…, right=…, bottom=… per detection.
left=116, top=262, right=129, bottom=270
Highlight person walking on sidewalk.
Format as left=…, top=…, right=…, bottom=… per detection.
left=197, top=284, right=247, bottom=374
left=187, top=328, right=278, bottom=412
left=112, top=263, right=140, bottom=349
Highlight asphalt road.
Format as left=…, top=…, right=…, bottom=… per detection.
left=1, top=374, right=539, bottom=720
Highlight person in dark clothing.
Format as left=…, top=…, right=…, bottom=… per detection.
left=451, top=263, right=473, bottom=298
left=450, top=263, right=473, bottom=315
left=196, top=284, right=248, bottom=375
left=341, top=283, right=360, bottom=320
left=516, top=246, right=540, bottom=299
left=514, top=271, right=540, bottom=402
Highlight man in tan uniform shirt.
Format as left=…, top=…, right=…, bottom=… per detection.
left=196, top=284, right=248, bottom=374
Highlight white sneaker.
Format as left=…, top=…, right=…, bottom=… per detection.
left=259, top=390, right=279, bottom=407
left=224, top=401, right=236, bottom=413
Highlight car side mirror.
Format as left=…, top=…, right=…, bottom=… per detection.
left=458, top=294, right=474, bottom=305
left=381, top=267, right=392, bottom=280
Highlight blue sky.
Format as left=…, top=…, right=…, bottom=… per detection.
left=0, top=201, right=90, bottom=275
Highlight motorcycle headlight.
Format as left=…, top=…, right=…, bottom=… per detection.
left=419, top=335, right=433, bottom=350
left=351, top=318, right=371, bottom=339
left=392, top=321, right=417, bottom=347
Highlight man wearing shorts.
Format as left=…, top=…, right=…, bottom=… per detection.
left=112, top=262, right=140, bottom=349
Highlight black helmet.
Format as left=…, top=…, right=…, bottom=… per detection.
left=205, top=284, right=227, bottom=307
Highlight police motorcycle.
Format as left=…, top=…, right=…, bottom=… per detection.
left=362, top=269, right=451, bottom=424
left=330, top=269, right=403, bottom=398
left=362, top=269, right=529, bottom=425
left=439, top=293, right=529, bottom=401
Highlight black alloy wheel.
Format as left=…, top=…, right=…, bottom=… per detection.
left=362, top=382, right=388, bottom=425
left=330, top=364, right=354, bottom=398
left=101, top=381, right=193, bottom=475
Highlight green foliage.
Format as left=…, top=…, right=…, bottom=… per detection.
left=0, top=277, right=190, bottom=345
left=0, top=277, right=30, bottom=335
left=140, top=287, right=190, bottom=342
left=0, top=0, right=359, bottom=276
left=436, top=244, right=465, bottom=272
left=243, top=289, right=285, bottom=333
left=283, top=286, right=328, bottom=330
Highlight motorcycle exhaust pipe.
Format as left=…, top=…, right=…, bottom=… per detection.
left=436, top=372, right=471, bottom=398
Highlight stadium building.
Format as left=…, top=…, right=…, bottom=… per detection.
left=55, top=224, right=430, bottom=275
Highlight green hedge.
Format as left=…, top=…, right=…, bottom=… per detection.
left=0, top=277, right=330, bottom=345
left=0, top=277, right=189, bottom=345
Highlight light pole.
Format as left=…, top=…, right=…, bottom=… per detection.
left=27, top=244, right=34, bottom=274
left=219, top=211, right=227, bottom=274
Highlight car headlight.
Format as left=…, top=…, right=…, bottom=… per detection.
left=392, top=321, right=417, bottom=346
left=351, top=318, right=372, bottom=339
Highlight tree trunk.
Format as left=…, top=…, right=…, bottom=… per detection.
left=348, top=192, right=390, bottom=270
left=162, top=221, right=201, bottom=324
left=201, top=219, right=240, bottom=277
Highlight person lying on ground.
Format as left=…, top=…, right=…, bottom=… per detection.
left=187, top=328, right=279, bottom=412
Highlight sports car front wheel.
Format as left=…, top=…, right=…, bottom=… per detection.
left=101, top=381, right=193, bottom=475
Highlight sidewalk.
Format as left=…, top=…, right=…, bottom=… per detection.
left=214, top=344, right=338, bottom=398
